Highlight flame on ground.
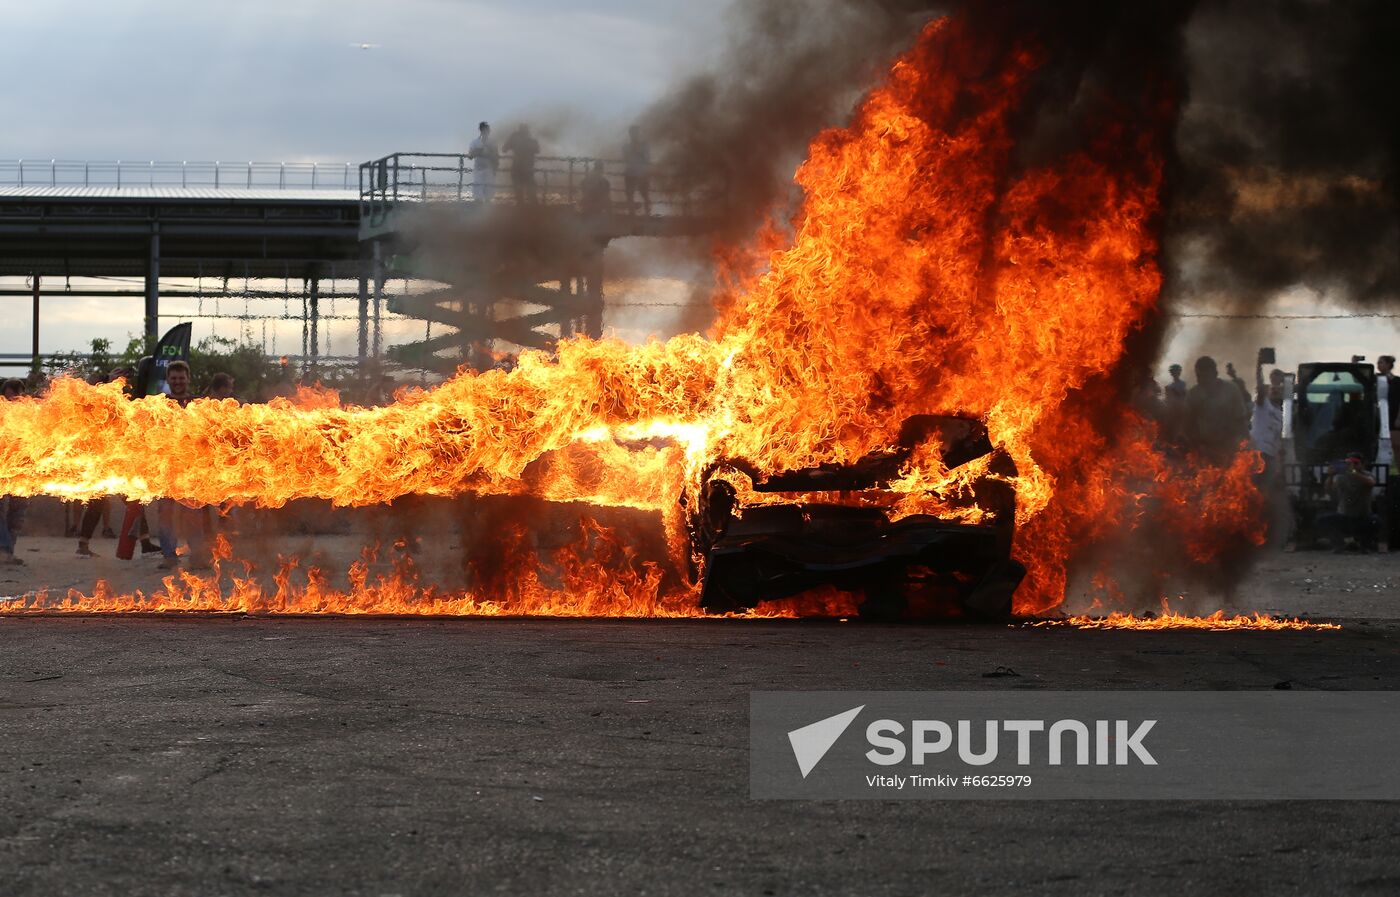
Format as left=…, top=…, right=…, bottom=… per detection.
left=1023, top=596, right=1340, bottom=631
left=0, top=15, right=1267, bottom=618
left=1029, top=612, right=1341, bottom=632
left=0, top=534, right=860, bottom=618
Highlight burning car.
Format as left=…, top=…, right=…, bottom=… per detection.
left=685, top=415, right=1025, bottom=620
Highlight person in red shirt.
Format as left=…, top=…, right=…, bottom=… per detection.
left=0, top=379, right=28, bottom=565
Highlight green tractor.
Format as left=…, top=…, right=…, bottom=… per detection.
left=1282, top=357, right=1395, bottom=550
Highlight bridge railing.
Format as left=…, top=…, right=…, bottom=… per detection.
left=359, top=152, right=717, bottom=224
left=0, top=159, right=358, bottom=191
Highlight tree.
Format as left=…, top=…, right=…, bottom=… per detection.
left=187, top=335, right=279, bottom=399
left=42, top=337, right=131, bottom=381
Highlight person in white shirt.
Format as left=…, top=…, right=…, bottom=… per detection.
left=1249, top=372, right=1289, bottom=544
left=1250, top=381, right=1284, bottom=465
left=467, top=121, right=499, bottom=203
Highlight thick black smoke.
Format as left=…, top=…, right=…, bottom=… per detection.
left=637, top=0, right=946, bottom=242
left=1170, top=0, right=1399, bottom=308
left=643, top=0, right=1396, bottom=311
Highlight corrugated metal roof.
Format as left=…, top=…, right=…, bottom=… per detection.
left=0, top=186, right=360, bottom=201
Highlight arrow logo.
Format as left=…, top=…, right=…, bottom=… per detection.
left=787, top=705, right=865, bottom=778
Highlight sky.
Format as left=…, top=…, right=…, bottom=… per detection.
left=0, top=0, right=716, bottom=162
left=2, top=0, right=1397, bottom=379
left=0, top=0, right=718, bottom=367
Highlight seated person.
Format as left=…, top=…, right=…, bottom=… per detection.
left=1315, top=452, right=1377, bottom=551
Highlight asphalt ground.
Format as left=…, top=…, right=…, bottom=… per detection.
left=5, top=530, right=1400, bottom=620
left=3, top=614, right=1399, bottom=897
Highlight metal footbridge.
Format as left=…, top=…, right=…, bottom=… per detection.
left=0, top=155, right=718, bottom=372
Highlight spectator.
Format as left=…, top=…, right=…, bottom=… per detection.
left=206, top=372, right=236, bottom=400
left=1186, top=355, right=1250, bottom=464
left=1159, top=363, right=1189, bottom=448
left=1379, top=355, right=1398, bottom=434
left=0, top=498, right=23, bottom=566
left=1380, top=355, right=1400, bottom=552
left=1251, top=370, right=1290, bottom=544
left=467, top=121, right=499, bottom=203
left=1164, top=364, right=1188, bottom=400
left=74, top=371, right=120, bottom=553
left=154, top=361, right=211, bottom=571
left=623, top=125, right=652, bottom=216
left=0, top=379, right=27, bottom=565
left=1250, top=375, right=1285, bottom=477
left=202, top=372, right=237, bottom=540
left=580, top=161, right=611, bottom=221
left=503, top=124, right=540, bottom=205
left=1318, top=451, right=1377, bottom=552
left=75, top=496, right=118, bottom=558
left=101, top=366, right=162, bottom=557
left=63, top=499, right=84, bottom=538
left=166, top=361, right=193, bottom=406
left=110, top=365, right=135, bottom=388
left=63, top=372, right=114, bottom=538
left=1132, top=367, right=1163, bottom=421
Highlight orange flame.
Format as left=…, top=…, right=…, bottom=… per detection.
left=0, top=533, right=858, bottom=618
left=1029, top=604, right=1341, bottom=632
left=0, top=17, right=1265, bottom=618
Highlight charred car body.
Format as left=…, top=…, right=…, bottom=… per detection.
left=684, top=415, right=1025, bottom=620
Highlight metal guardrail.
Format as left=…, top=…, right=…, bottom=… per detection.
left=0, top=352, right=370, bottom=371
left=0, top=159, right=357, bottom=191
left=358, top=152, right=714, bottom=225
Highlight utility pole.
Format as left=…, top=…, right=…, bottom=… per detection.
left=357, top=253, right=369, bottom=364
left=145, top=225, right=161, bottom=347
left=308, top=268, right=320, bottom=374
left=371, top=240, right=383, bottom=357
left=30, top=273, right=40, bottom=374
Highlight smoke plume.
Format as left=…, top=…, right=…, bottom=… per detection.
left=638, top=0, right=946, bottom=241
left=1169, top=0, right=1399, bottom=310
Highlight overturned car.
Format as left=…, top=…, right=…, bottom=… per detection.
left=685, top=415, right=1025, bottom=620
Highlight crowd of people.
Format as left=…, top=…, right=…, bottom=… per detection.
left=465, top=120, right=653, bottom=214
left=1139, top=352, right=1397, bottom=553
left=0, top=360, right=422, bottom=571
left=0, top=361, right=237, bottom=569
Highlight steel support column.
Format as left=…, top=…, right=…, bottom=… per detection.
left=144, top=227, right=161, bottom=346
left=371, top=240, right=384, bottom=357
left=30, top=273, right=40, bottom=373
left=308, top=273, right=320, bottom=371
left=357, top=256, right=369, bottom=362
